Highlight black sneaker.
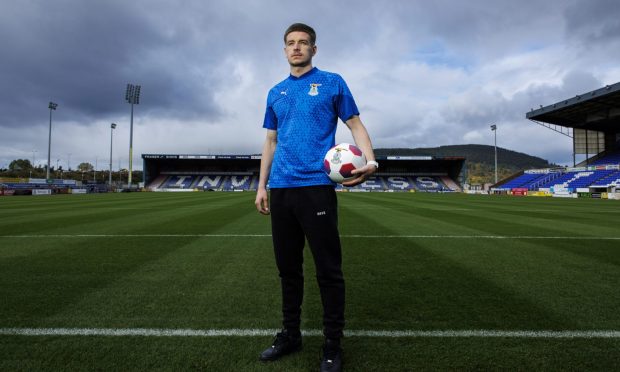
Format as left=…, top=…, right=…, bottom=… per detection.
left=259, top=329, right=302, bottom=361
left=320, top=338, right=343, bottom=372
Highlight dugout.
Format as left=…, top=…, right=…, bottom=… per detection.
left=526, top=82, right=620, bottom=166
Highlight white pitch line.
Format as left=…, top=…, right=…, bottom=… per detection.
left=1, top=328, right=619, bottom=339
left=342, top=235, right=620, bottom=240
left=1, top=234, right=620, bottom=240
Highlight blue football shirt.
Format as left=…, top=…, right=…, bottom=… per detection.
left=263, top=67, right=360, bottom=188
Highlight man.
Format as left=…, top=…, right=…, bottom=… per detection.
left=255, top=23, right=378, bottom=372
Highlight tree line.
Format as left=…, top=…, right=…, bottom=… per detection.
left=2, top=159, right=142, bottom=183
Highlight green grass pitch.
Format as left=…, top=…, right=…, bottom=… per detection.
left=1, top=192, right=619, bottom=371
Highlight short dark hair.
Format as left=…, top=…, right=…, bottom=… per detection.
left=284, top=23, right=316, bottom=45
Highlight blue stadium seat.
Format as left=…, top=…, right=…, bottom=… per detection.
left=590, top=170, right=620, bottom=187
left=164, top=175, right=195, bottom=189
left=195, top=175, right=225, bottom=190
left=500, top=173, right=545, bottom=189
left=590, top=152, right=620, bottom=166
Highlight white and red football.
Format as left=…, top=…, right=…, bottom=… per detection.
left=323, top=143, right=367, bottom=183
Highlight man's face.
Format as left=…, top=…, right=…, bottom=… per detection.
left=284, top=31, right=316, bottom=68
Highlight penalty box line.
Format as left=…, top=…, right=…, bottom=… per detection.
left=1, top=234, right=620, bottom=240
left=1, top=328, right=619, bottom=339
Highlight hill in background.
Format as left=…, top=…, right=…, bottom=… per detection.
left=375, top=144, right=553, bottom=184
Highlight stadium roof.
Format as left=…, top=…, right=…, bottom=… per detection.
left=526, top=82, right=620, bottom=132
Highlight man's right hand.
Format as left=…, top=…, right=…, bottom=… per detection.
left=255, top=188, right=270, bottom=215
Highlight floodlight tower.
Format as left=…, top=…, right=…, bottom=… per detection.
left=46, top=102, right=58, bottom=180
left=109, top=123, right=116, bottom=186
left=490, top=124, right=498, bottom=184
left=125, top=83, right=141, bottom=187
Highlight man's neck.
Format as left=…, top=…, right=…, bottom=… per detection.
left=290, top=64, right=313, bottom=77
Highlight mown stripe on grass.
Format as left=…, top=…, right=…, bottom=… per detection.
left=1, top=328, right=619, bottom=338
left=1, top=234, right=619, bottom=240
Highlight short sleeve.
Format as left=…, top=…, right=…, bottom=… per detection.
left=262, top=93, right=278, bottom=130
left=335, top=77, right=359, bottom=122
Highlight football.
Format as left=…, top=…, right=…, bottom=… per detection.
left=323, top=143, right=367, bottom=183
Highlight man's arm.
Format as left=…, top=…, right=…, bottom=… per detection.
left=255, top=129, right=277, bottom=214
left=342, top=115, right=377, bottom=187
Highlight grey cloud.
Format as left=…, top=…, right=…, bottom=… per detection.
left=565, top=0, right=620, bottom=44
left=515, top=71, right=602, bottom=115
left=1, top=0, right=619, bottom=169
left=1, top=1, right=247, bottom=127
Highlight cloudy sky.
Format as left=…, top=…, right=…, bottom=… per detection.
left=1, top=0, right=619, bottom=171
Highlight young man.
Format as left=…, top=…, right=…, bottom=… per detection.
left=255, top=23, right=377, bottom=372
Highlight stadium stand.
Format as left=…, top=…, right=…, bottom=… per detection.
left=498, top=172, right=547, bottom=190
left=151, top=173, right=453, bottom=192
left=154, top=174, right=259, bottom=191
left=332, top=175, right=452, bottom=192
left=590, top=151, right=620, bottom=166
left=142, top=154, right=464, bottom=192
left=495, top=151, right=620, bottom=193
left=495, top=170, right=564, bottom=191
left=523, top=82, right=620, bottom=198
left=555, top=170, right=610, bottom=189
left=498, top=167, right=620, bottom=192
left=591, top=170, right=620, bottom=187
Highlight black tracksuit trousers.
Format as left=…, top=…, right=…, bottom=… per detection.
left=269, top=186, right=345, bottom=339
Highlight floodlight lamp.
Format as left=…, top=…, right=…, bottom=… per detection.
left=125, top=84, right=134, bottom=103
left=111, top=123, right=117, bottom=129
left=49, top=102, right=58, bottom=110
left=490, top=124, right=497, bottom=131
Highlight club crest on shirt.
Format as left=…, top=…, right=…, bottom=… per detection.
left=308, top=83, right=322, bottom=96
